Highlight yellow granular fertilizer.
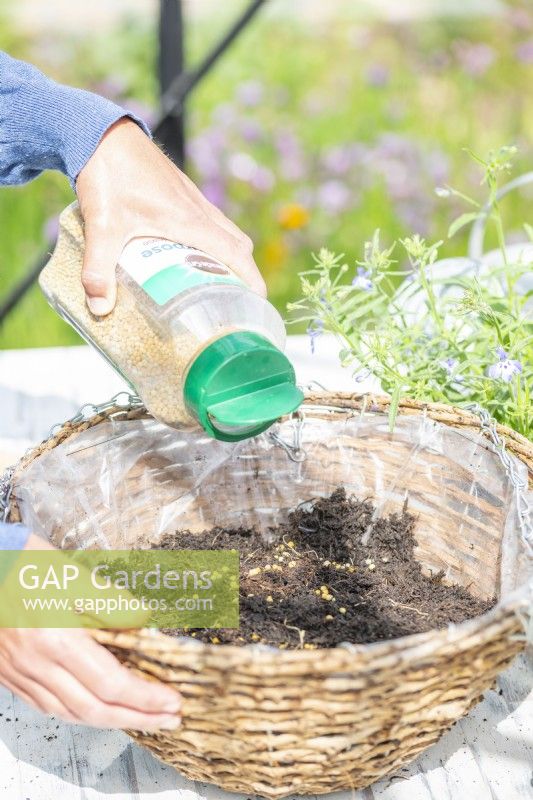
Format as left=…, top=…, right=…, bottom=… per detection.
left=39, top=203, right=197, bottom=427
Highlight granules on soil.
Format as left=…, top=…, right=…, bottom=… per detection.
left=160, top=487, right=495, bottom=648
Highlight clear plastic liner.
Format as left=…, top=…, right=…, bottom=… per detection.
left=13, top=410, right=532, bottom=605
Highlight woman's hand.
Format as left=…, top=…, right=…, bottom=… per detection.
left=76, top=118, right=266, bottom=316
left=0, top=534, right=182, bottom=730
left=0, top=627, right=181, bottom=730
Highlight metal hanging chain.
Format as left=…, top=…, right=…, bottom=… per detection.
left=0, top=391, right=144, bottom=523
left=47, top=390, right=144, bottom=437
left=0, top=393, right=531, bottom=546
left=465, top=403, right=533, bottom=554
left=270, top=399, right=533, bottom=554
left=0, top=468, right=14, bottom=524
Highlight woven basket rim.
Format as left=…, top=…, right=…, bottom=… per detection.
left=9, top=392, right=533, bottom=480
left=8, top=392, right=532, bottom=659
left=90, top=599, right=524, bottom=664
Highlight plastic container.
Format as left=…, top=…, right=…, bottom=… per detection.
left=39, top=203, right=303, bottom=441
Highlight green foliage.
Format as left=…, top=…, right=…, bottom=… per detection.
left=290, top=148, right=533, bottom=437
left=1, top=7, right=533, bottom=347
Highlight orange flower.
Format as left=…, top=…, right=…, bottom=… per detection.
left=263, top=238, right=289, bottom=272
left=278, top=203, right=310, bottom=230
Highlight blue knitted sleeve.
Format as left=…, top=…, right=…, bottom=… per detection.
left=0, top=51, right=151, bottom=187
left=0, top=523, right=31, bottom=585
left=0, top=522, right=31, bottom=550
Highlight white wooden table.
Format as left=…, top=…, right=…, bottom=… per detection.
left=0, top=339, right=531, bottom=800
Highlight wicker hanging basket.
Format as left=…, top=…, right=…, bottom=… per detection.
left=5, top=393, right=533, bottom=799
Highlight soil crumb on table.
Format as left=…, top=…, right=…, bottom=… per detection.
left=159, top=488, right=495, bottom=648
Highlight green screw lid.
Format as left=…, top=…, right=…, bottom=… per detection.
left=184, top=331, right=304, bottom=442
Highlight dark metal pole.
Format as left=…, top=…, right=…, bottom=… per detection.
left=0, top=249, right=51, bottom=323
left=155, top=0, right=267, bottom=128
left=0, top=0, right=267, bottom=326
left=157, top=0, right=185, bottom=167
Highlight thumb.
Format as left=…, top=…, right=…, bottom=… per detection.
left=81, top=224, right=123, bottom=316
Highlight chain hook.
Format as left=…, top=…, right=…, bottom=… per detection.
left=268, top=409, right=307, bottom=463
left=0, top=393, right=146, bottom=523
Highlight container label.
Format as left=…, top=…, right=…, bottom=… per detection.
left=119, top=238, right=242, bottom=305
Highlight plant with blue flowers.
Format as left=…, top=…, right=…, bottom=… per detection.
left=289, top=147, right=532, bottom=438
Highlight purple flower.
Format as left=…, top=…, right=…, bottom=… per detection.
left=225, top=151, right=274, bottom=191
left=274, top=130, right=307, bottom=181
left=355, top=368, right=371, bottom=383
left=397, top=202, right=431, bottom=236
left=317, top=180, right=352, bottom=214
left=212, top=102, right=237, bottom=126
left=201, top=177, right=227, bottom=210
left=364, top=63, right=390, bottom=87
left=427, top=149, right=450, bottom=185
left=307, top=319, right=324, bottom=355
left=371, top=134, right=428, bottom=198
left=239, top=118, right=264, bottom=143
left=516, top=39, right=533, bottom=64
left=441, top=357, right=457, bottom=374
left=352, top=267, right=373, bottom=291
left=250, top=166, right=275, bottom=192
left=187, top=132, right=225, bottom=178
left=321, top=144, right=365, bottom=176
left=236, top=80, right=264, bottom=107
left=274, top=129, right=301, bottom=158
left=440, top=357, right=464, bottom=382
left=487, top=347, right=523, bottom=382
left=507, top=8, right=532, bottom=31
left=454, top=42, right=496, bottom=77
left=282, top=155, right=306, bottom=182
left=370, top=134, right=427, bottom=203
left=43, top=215, right=59, bottom=242
left=227, top=152, right=258, bottom=181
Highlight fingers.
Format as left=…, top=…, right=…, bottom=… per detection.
left=83, top=210, right=267, bottom=305
left=0, top=663, right=78, bottom=722
left=81, top=220, right=125, bottom=316
left=0, top=629, right=182, bottom=731
left=178, top=171, right=246, bottom=239
left=164, top=216, right=267, bottom=298
left=76, top=119, right=268, bottom=302
left=164, top=167, right=267, bottom=296
left=54, top=632, right=181, bottom=716
left=3, top=659, right=180, bottom=730
left=24, top=532, right=56, bottom=551
left=37, top=664, right=180, bottom=730
left=123, top=157, right=267, bottom=297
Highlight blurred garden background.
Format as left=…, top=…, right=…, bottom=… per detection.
left=1, top=0, right=532, bottom=348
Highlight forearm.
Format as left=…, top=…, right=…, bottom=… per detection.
left=0, top=51, right=150, bottom=187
